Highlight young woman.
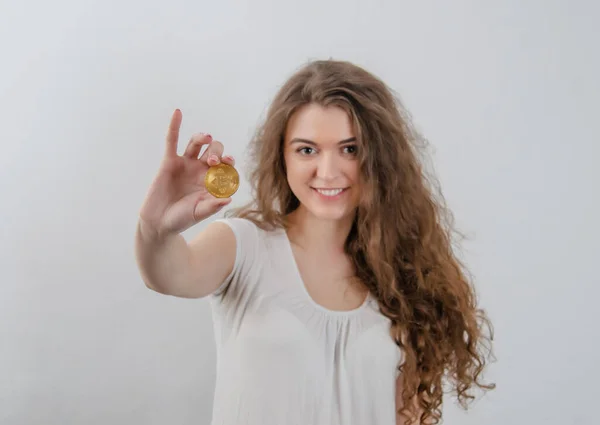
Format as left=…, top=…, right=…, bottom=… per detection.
left=135, top=59, right=494, bottom=425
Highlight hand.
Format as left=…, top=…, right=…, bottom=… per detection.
left=138, top=109, right=236, bottom=238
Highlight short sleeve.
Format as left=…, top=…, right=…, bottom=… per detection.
left=209, top=217, right=260, bottom=301
left=208, top=218, right=262, bottom=344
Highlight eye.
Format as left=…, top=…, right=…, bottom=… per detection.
left=297, top=146, right=316, bottom=155
left=343, top=145, right=358, bottom=155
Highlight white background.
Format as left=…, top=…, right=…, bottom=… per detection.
left=1, top=1, right=598, bottom=424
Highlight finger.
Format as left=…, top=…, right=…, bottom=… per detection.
left=199, top=140, right=224, bottom=166
left=165, top=109, right=182, bottom=158
left=221, top=155, right=235, bottom=167
left=183, top=133, right=213, bottom=159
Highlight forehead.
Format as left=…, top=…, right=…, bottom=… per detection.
left=284, top=103, right=355, bottom=144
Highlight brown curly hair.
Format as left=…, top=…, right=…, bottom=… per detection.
left=227, top=59, right=495, bottom=424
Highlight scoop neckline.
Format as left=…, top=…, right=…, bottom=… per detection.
left=281, top=228, right=372, bottom=317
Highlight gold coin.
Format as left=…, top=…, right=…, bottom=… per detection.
left=204, top=163, right=240, bottom=198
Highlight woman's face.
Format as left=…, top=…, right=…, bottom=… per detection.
left=283, top=103, right=361, bottom=221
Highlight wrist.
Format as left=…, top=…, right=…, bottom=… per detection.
left=137, top=217, right=169, bottom=244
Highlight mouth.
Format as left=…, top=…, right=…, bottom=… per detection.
left=311, top=187, right=349, bottom=198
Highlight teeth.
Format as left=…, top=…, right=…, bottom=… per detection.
left=316, top=188, right=343, bottom=196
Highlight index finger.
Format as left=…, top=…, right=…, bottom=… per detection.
left=165, top=109, right=182, bottom=157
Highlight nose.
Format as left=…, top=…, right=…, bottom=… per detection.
left=315, top=152, right=340, bottom=181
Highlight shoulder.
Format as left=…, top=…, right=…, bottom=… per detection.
left=212, top=217, right=266, bottom=246
left=215, top=216, right=282, bottom=244
left=208, top=216, right=281, bottom=297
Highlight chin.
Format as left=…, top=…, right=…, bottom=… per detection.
left=307, top=207, right=352, bottom=221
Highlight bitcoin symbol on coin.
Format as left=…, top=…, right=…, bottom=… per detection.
left=204, top=163, right=240, bottom=198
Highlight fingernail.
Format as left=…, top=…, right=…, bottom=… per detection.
left=209, top=155, right=219, bottom=163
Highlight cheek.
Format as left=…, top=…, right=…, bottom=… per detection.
left=346, top=162, right=361, bottom=183
left=286, top=159, right=311, bottom=183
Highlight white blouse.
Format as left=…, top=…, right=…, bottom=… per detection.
left=207, top=217, right=402, bottom=425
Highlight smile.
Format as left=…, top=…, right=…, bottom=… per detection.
left=311, top=187, right=348, bottom=197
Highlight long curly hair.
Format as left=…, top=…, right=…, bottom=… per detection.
left=227, top=59, right=495, bottom=424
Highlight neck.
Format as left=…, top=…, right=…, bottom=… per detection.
left=285, top=206, right=355, bottom=256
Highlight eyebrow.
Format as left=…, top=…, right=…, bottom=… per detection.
left=289, top=137, right=357, bottom=146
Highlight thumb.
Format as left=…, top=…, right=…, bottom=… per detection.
left=193, top=197, right=232, bottom=222
left=213, top=197, right=232, bottom=211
